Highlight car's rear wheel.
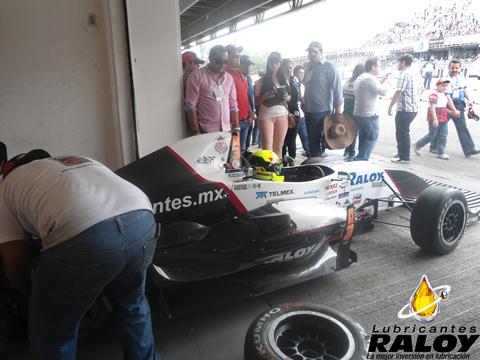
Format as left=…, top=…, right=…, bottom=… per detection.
left=410, top=186, right=467, bottom=255
left=244, top=303, right=367, bottom=360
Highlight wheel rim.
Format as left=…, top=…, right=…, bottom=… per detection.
left=441, top=200, right=466, bottom=243
left=268, top=311, right=356, bottom=360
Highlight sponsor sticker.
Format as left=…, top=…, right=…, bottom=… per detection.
left=234, top=183, right=261, bottom=191
left=350, top=171, right=384, bottom=186
left=366, top=275, right=479, bottom=358
left=197, top=155, right=215, bottom=164
left=152, top=188, right=225, bottom=214
left=255, top=190, right=294, bottom=199
left=214, top=136, right=228, bottom=154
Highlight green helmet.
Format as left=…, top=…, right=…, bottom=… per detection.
left=248, top=150, right=284, bottom=182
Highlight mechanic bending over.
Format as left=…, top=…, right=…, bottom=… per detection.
left=0, top=150, right=160, bottom=360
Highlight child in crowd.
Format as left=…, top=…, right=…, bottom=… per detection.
left=413, top=78, right=459, bottom=159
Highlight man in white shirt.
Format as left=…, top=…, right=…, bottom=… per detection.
left=353, top=57, right=390, bottom=160
left=0, top=150, right=159, bottom=360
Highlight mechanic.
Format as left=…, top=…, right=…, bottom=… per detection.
left=0, top=150, right=160, bottom=360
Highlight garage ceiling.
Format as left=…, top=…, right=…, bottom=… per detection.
left=179, top=0, right=324, bottom=46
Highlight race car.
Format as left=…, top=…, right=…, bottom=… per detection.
left=117, top=130, right=480, bottom=298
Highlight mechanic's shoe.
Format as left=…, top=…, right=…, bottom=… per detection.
left=429, top=148, right=438, bottom=154
left=392, top=152, right=398, bottom=158
left=437, top=153, right=450, bottom=160
left=391, top=157, right=411, bottom=163
left=301, top=151, right=309, bottom=157
left=413, top=145, right=422, bottom=155
left=319, top=152, right=328, bottom=158
left=345, top=155, right=356, bottom=162
left=466, top=150, right=480, bottom=158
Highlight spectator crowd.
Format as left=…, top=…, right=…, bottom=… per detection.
left=180, top=0, right=480, bottom=168
left=181, top=42, right=480, bottom=167
left=366, top=0, right=480, bottom=46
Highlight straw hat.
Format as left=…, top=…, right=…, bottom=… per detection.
left=324, top=113, right=357, bottom=149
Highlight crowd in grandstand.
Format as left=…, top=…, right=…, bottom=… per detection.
left=366, top=0, right=479, bottom=45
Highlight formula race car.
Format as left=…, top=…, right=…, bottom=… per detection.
left=1, top=131, right=479, bottom=349
left=117, top=130, right=480, bottom=298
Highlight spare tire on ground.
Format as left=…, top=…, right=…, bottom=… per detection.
left=244, top=303, right=367, bottom=360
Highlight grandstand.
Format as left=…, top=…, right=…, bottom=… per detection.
left=293, top=0, right=480, bottom=74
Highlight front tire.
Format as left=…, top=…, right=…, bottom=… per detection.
left=410, top=186, right=467, bottom=255
left=244, top=303, right=367, bottom=360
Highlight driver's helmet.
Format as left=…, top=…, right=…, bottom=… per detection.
left=248, top=150, right=284, bottom=182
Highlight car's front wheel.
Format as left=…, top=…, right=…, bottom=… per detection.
left=410, top=186, right=467, bottom=255
left=244, top=303, right=367, bottom=360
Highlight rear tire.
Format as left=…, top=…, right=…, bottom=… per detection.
left=244, top=303, right=367, bottom=360
left=410, top=186, right=467, bottom=255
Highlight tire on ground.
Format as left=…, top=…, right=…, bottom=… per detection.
left=410, top=186, right=467, bottom=255
left=244, top=303, right=367, bottom=360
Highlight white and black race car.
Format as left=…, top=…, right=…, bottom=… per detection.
left=117, top=131, right=480, bottom=296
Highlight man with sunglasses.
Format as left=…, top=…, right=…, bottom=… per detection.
left=303, top=41, right=344, bottom=158
left=185, top=45, right=239, bottom=135
left=226, top=45, right=252, bottom=151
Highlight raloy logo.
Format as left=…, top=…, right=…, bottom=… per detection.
left=367, top=275, right=479, bottom=356
left=397, top=275, right=450, bottom=323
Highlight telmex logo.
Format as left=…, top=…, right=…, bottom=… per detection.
left=256, top=191, right=267, bottom=199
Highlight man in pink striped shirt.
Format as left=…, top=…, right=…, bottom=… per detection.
left=185, top=45, right=239, bottom=135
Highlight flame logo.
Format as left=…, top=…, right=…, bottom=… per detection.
left=398, top=275, right=451, bottom=322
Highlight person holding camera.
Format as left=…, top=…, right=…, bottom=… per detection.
left=254, top=52, right=291, bottom=158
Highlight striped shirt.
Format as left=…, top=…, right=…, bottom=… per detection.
left=395, top=67, right=422, bottom=112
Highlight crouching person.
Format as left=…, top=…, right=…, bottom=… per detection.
left=0, top=150, right=160, bottom=360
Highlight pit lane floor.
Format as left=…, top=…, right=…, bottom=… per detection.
left=5, top=86, right=480, bottom=360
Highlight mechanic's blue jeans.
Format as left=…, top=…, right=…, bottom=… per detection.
left=416, top=122, right=448, bottom=155
left=394, top=111, right=417, bottom=160
left=297, top=117, right=309, bottom=156
left=354, top=115, right=379, bottom=161
left=29, top=210, right=159, bottom=360
left=239, top=118, right=250, bottom=151
left=305, top=111, right=330, bottom=157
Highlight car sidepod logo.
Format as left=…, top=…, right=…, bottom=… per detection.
left=260, top=238, right=326, bottom=264
left=349, top=171, right=383, bottom=186
left=152, top=188, right=226, bottom=214
left=256, top=191, right=268, bottom=199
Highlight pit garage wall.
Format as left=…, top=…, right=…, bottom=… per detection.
left=125, top=0, right=184, bottom=157
left=0, top=0, right=124, bottom=168
left=0, top=0, right=183, bottom=168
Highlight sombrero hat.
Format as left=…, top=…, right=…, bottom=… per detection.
left=324, top=113, right=357, bottom=149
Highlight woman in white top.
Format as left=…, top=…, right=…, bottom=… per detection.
left=255, top=52, right=291, bottom=158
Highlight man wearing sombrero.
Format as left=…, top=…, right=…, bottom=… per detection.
left=303, top=41, right=344, bottom=158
